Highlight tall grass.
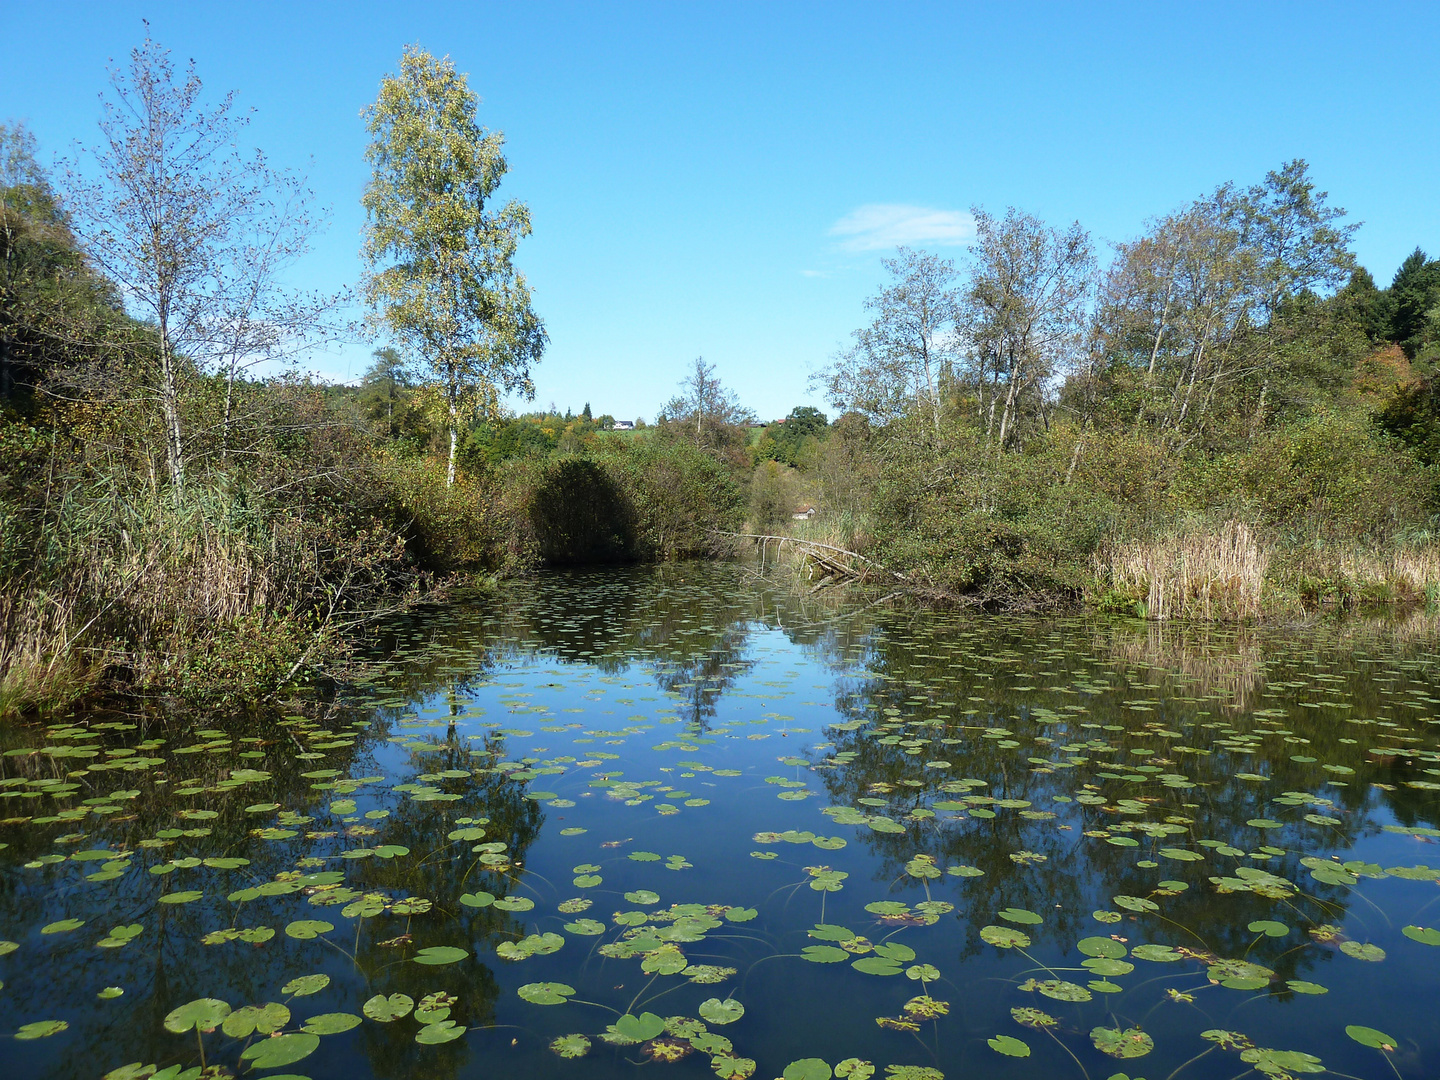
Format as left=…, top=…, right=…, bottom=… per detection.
left=0, top=474, right=406, bottom=715
left=1095, top=520, right=1269, bottom=621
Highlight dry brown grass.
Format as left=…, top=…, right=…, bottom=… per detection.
left=1096, top=520, right=1269, bottom=621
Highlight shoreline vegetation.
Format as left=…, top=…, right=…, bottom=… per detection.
left=5, top=42, right=1440, bottom=717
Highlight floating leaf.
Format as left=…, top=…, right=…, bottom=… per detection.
left=551, top=1033, right=591, bottom=1058
left=988, top=1035, right=1029, bottom=1057
left=275, top=976, right=328, bottom=1002
left=783, top=1060, right=832, bottom=1080
left=518, top=982, right=576, bottom=1005
left=1339, top=941, right=1386, bottom=962
left=303, top=1012, right=362, bottom=1035
left=285, top=919, right=334, bottom=940
left=624, top=890, right=660, bottom=905
left=1346, top=1025, right=1397, bottom=1050
left=802, top=945, right=849, bottom=963
left=41, top=918, right=85, bottom=935
left=222, top=1003, right=289, bottom=1037
left=614, top=1012, right=666, bottom=1042
left=1248, top=920, right=1289, bottom=938
left=980, top=925, right=1029, bottom=949
left=414, top=945, right=470, bottom=965
left=1091, top=1026, right=1153, bottom=1059
left=363, top=993, right=414, bottom=1021
left=163, top=998, right=231, bottom=1033
left=699, top=998, right=744, bottom=1025
left=416, top=1020, right=466, bottom=1044
left=14, top=1019, right=69, bottom=1040
left=1077, top=936, right=1127, bottom=959
left=1402, top=925, right=1440, bottom=946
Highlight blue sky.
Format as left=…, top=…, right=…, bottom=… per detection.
left=3, top=2, right=1437, bottom=422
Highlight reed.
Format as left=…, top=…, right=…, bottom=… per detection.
left=1095, top=520, right=1269, bottom=621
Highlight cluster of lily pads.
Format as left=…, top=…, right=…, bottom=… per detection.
left=4, top=566, right=1440, bottom=1080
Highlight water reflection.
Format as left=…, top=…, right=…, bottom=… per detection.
left=2, top=564, right=1439, bottom=1080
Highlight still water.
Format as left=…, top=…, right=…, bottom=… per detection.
left=3, top=564, right=1440, bottom=1080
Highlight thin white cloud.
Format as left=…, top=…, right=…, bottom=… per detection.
left=800, top=269, right=829, bottom=278
left=828, top=204, right=975, bottom=251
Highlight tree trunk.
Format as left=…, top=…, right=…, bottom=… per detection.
left=446, top=400, right=458, bottom=487
left=158, top=329, right=185, bottom=489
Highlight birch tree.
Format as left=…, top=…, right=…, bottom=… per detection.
left=64, top=33, right=330, bottom=486
left=960, top=210, right=1093, bottom=449
left=361, top=45, right=546, bottom=486
left=818, top=247, right=960, bottom=435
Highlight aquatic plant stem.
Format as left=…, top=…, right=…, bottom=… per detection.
left=1162, top=1043, right=1214, bottom=1080
left=1044, top=1027, right=1090, bottom=1080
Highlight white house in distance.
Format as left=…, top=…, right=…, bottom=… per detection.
left=612, top=420, right=635, bottom=430
left=792, top=506, right=816, bottom=520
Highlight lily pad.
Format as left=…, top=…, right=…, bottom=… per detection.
left=551, top=1033, right=591, bottom=1058
left=699, top=998, right=744, bottom=1025
left=282, top=974, right=330, bottom=997
left=1091, top=1026, right=1153, bottom=1059
left=519, top=982, right=576, bottom=1005
left=363, top=993, right=414, bottom=1021
left=413, top=945, right=469, bottom=965
left=1346, top=1025, right=1397, bottom=1050
left=988, top=1035, right=1030, bottom=1057
left=163, top=998, right=231, bottom=1033
left=783, top=1060, right=832, bottom=1080
left=303, top=1012, right=362, bottom=1035
left=614, top=1012, right=666, bottom=1042
left=240, top=1032, right=320, bottom=1068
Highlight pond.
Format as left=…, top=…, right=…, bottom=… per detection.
left=3, top=563, right=1440, bottom=1080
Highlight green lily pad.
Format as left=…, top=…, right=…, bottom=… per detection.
left=41, top=918, right=85, bottom=935
left=624, top=890, right=661, bottom=905
left=802, top=945, right=849, bottom=963
left=1130, top=943, right=1182, bottom=962
left=97, top=986, right=124, bottom=999
left=303, top=1012, right=362, bottom=1035
left=15, top=1020, right=68, bottom=1039
left=1091, top=1026, right=1153, bottom=1059
left=1077, top=936, right=1127, bottom=959
left=1339, top=941, right=1386, bottom=962
left=285, top=919, right=334, bottom=940
left=614, top=1012, right=666, bottom=1041
left=413, top=945, right=469, bottom=965
left=980, top=925, right=1030, bottom=949
left=1248, top=920, right=1289, bottom=937
left=1402, top=925, right=1440, bottom=946
left=163, top=998, right=231, bottom=1033
left=551, top=1033, right=591, bottom=1058
left=999, top=907, right=1042, bottom=925
left=459, top=891, right=494, bottom=908
left=1240, top=1048, right=1324, bottom=1075
left=699, top=998, right=744, bottom=1025
left=363, top=993, right=414, bottom=1021
left=783, top=1060, right=832, bottom=1080
left=282, top=974, right=330, bottom=997
left=222, top=1002, right=290, bottom=1037
left=1346, top=1025, right=1397, bottom=1050
left=988, top=1035, right=1030, bottom=1057
left=518, top=982, right=576, bottom=1005
left=239, top=1031, right=318, bottom=1077
left=726, top=907, right=758, bottom=922
left=416, top=1020, right=466, bottom=1044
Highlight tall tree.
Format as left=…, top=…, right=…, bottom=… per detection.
left=961, top=210, right=1093, bottom=449
left=818, top=247, right=960, bottom=435
left=361, top=45, right=547, bottom=486
left=659, top=357, right=756, bottom=456
left=64, top=33, right=329, bottom=486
